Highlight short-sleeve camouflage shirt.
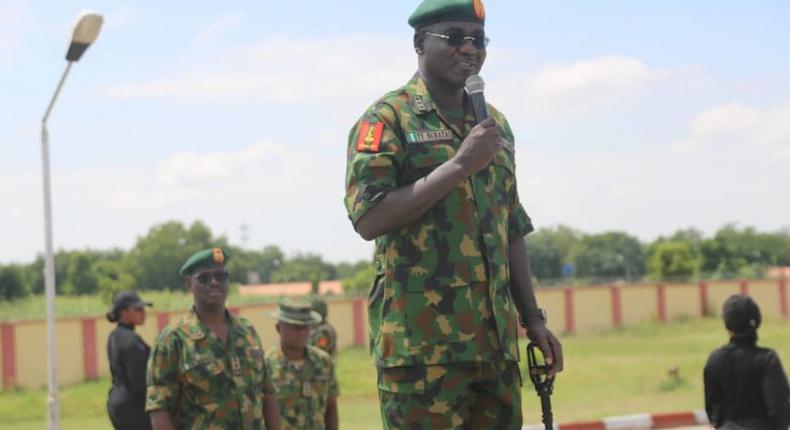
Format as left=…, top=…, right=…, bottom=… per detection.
left=265, top=345, right=339, bottom=430
left=146, top=309, right=275, bottom=430
left=344, top=73, right=533, bottom=369
left=309, top=322, right=338, bottom=357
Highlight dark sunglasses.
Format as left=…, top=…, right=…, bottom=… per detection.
left=194, top=270, right=230, bottom=284
left=424, top=31, right=489, bottom=49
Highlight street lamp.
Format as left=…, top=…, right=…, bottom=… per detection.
left=40, top=11, right=103, bottom=430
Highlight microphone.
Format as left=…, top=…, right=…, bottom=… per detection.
left=465, top=75, right=488, bottom=124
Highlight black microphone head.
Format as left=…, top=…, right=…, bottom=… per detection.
left=465, top=75, right=485, bottom=95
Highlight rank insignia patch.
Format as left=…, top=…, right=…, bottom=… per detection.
left=406, top=129, right=454, bottom=144
left=356, top=121, right=384, bottom=153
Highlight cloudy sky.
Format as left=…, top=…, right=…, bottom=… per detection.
left=2, top=1, right=789, bottom=265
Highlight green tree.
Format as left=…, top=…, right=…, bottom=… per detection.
left=574, top=232, right=646, bottom=280
left=62, top=252, right=99, bottom=295
left=699, top=224, right=782, bottom=278
left=341, top=265, right=376, bottom=295
left=126, top=220, right=225, bottom=291
left=271, top=253, right=336, bottom=283
left=0, top=265, right=31, bottom=300
left=94, top=260, right=136, bottom=304
left=524, top=232, right=563, bottom=281
left=226, top=245, right=284, bottom=284
left=647, top=241, right=699, bottom=280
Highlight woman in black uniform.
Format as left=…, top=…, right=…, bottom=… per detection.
left=704, top=294, right=790, bottom=430
left=106, top=291, right=153, bottom=430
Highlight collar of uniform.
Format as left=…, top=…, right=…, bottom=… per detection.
left=180, top=307, right=236, bottom=340
left=407, top=72, right=437, bottom=116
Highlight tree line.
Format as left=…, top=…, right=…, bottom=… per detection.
left=1, top=221, right=788, bottom=301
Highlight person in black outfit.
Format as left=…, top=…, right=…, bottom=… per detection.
left=704, top=294, right=790, bottom=430
left=106, top=290, right=153, bottom=430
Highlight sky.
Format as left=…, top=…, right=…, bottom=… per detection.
left=1, top=0, right=789, bottom=265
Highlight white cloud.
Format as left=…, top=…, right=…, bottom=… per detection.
left=103, top=34, right=414, bottom=106
left=195, top=11, right=247, bottom=46
left=489, top=55, right=707, bottom=121
left=0, top=0, right=29, bottom=59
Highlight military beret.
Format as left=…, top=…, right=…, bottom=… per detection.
left=179, top=247, right=230, bottom=277
left=408, top=0, right=486, bottom=30
left=722, top=294, right=761, bottom=333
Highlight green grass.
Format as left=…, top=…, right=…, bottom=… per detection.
left=0, top=290, right=319, bottom=321
left=2, top=317, right=788, bottom=428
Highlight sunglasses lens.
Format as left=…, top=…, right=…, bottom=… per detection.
left=446, top=33, right=465, bottom=47
left=215, top=272, right=230, bottom=282
left=196, top=273, right=210, bottom=283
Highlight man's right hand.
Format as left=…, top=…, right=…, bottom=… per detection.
left=452, top=118, right=509, bottom=176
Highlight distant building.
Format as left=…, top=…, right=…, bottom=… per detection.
left=239, top=280, right=344, bottom=296
left=766, top=266, right=790, bottom=279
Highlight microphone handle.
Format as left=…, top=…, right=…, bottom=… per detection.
left=469, top=92, right=489, bottom=124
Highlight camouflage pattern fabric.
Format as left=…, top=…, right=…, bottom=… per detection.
left=344, top=73, right=533, bottom=368
left=378, top=361, right=522, bottom=430
left=146, top=309, right=275, bottom=430
left=310, top=322, right=338, bottom=357
left=265, top=345, right=339, bottom=430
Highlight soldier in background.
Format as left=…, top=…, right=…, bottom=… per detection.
left=310, top=297, right=338, bottom=357
left=704, top=294, right=790, bottom=430
left=146, top=248, right=282, bottom=430
left=266, top=300, right=339, bottom=430
left=343, top=0, right=563, bottom=427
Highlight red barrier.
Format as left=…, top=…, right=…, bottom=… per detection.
left=740, top=280, right=749, bottom=295
left=1, top=323, right=16, bottom=389
left=352, top=299, right=366, bottom=347
left=157, top=313, right=170, bottom=332
left=82, top=318, right=98, bottom=380
left=698, top=281, right=709, bottom=317
left=610, top=286, right=622, bottom=328
left=657, top=284, right=667, bottom=323
left=564, top=288, right=575, bottom=334
left=780, top=279, right=788, bottom=318
left=651, top=411, right=698, bottom=428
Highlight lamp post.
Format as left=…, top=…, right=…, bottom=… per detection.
left=40, top=11, right=103, bottom=430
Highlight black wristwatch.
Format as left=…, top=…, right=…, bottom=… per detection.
left=520, top=308, right=547, bottom=328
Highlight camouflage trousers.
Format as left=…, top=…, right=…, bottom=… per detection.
left=377, top=361, right=522, bottom=430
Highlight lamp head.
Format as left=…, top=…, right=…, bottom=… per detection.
left=66, top=11, right=103, bottom=62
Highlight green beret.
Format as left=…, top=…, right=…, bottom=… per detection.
left=269, top=298, right=322, bottom=326
left=179, top=247, right=230, bottom=277
left=408, top=0, right=486, bottom=30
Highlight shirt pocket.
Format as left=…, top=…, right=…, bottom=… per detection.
left=402, top=140, right=455, bottom=184
left=181, top=352, right=223, bottom=409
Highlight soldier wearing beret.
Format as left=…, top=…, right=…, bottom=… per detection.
left=704, top=294, right=789, bottom=430
left=266, top=300, right=339, bottom=430
left=106, top=291, right=153, bottom=430
left=343, top=0, right=563, bottom=428
left=309, top=297, right=338, bottom=358
left=146, top=248, right=282, bottom=430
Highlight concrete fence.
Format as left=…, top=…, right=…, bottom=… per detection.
left=1, top=279, right=787, bottom=390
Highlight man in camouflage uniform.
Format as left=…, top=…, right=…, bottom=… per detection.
left=266, top=300, right=339, bottom=430
left=309, top=297, right=338, bottom=357
left=344, top=0, right=564, bottom=428
left=146, top=248, right=282, bottom=430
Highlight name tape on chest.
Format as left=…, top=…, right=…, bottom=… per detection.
left=406, top=129, right=454, bottom=144
left=356, top=121, right=384, bottom=153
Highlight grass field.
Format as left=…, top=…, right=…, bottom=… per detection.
left=1, top=317, right=788, bottom=429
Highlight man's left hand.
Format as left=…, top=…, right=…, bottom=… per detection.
left=524, top=321, right=564, bottom=377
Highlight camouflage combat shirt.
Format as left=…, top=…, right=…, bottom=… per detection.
left=344, top=73, right=533, bottom=369
left=309, top=322, right=338, bottom=357
left=146, top=309, right=275, bottom=430
left=265, top=345, right=339, bottom=430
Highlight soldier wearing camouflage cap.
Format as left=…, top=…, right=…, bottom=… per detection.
left=146, top=248, right=282, bottom=430
left=265, top=299, right=339, bottom=430
left=309, top=297, right=338, bottom=357
left=344, top=0, right=563, bottom=428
